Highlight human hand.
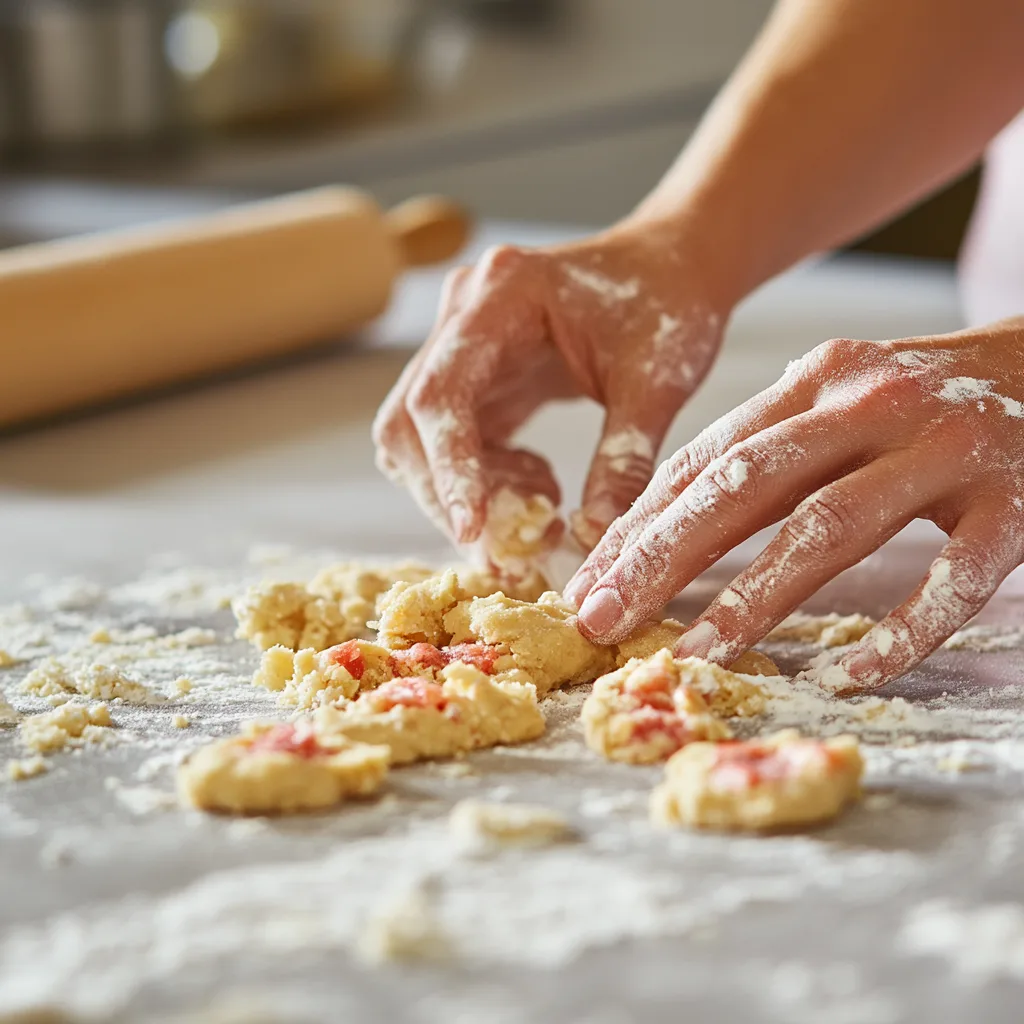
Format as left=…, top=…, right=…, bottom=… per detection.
left=372, top=223, right=726, bottom=556
left=566, top=318, right=1024, bottom=693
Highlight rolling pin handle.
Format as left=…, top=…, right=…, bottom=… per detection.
left=385, top=195, right=472, bottom=268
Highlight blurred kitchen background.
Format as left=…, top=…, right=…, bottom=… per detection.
left=0, top=0, right=978, bottom=256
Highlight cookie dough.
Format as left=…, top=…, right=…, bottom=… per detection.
left=475, top=487, right=560, bottom=581
left=582, top=650, right=734, bottom=765
left=314, top=662, right=545, bottom=764
left=766, top=612, right=875, bottom=647
left=21, top=660, right=155, bottom=704
left=7, top=756, right=48, bottom=781
left=21, top=703, right=114, bottom=754
left=449, top=798, right=574, bottom=849
left=232, top=562, right=434, bottom=652
left=444, top=591, right=615, bottom=697
left=615, top=618, right=780, bottom=677
left=253, top=639, right=395, bottom=708
left=650, top=729, right=863, bottom=831
left=177, top=719, right=390, bottom=815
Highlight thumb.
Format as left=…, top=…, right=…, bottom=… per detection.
left=573, top=408, right=671, bottom=550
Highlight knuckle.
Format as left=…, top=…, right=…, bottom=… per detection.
left=946, top=546, right=999, bottom=606
left=661, top=445, right=704, bottom=495
left=620, top=542, right=674, bottom=588
left=477, top=243, right=528, bottom=279
left=806, top=337, right=873, bottom=377
left=787, top=488, right=860, bottom=555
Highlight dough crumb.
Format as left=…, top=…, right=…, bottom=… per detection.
left=172, top=676, right=193, bottom=697
left=20, top=703, right=114, bottom=754
left=172, top=714, right=191, bottom=729
left=7, top=756, right=49, bottom=781
left=0, top=648, right=23, bottom=667
left=233, top=562, right=435, bottom=651
left=0, top=697, right=21, bottom=725
left=449, top=798, right=574, bottom=851
left=357, top=882, right=451, bottom=964
left=21, top=659, right=157, bottom=704
left=766, top=612, right=875, bottom=647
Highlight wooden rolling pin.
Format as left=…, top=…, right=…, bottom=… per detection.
left=0, top=187, right=471, bottom=428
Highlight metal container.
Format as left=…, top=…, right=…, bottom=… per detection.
left=0, top=0, right=413, bottom=157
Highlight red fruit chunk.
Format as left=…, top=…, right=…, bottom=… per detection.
left=246, top=723, right=323, bottom=759
left=442, top=642, right=500, bottom=674
left=367, top=677, right=448, bottom=712
left=322, top=640, right=366, bottom=680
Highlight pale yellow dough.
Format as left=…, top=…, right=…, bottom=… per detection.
left=766, top=612, right=875, bottom=647
left=235, top=562, right=546, bottom=653
left=582, top=650, right=735, bottom=764
left=21, top=703, right=114, bottom=754
left=232, top=561, right=434, bottom=652
left=650, top=729, right=863, bottom=831
left=449, top=798, right=573, bottom=849
left=615, top=617, right=780, bottom=678
left=314, top=662, right=544, bottom=764
left=7, top=756, right=48, bottom=781
left=177, top=720, right=389, bottom=815
left=252, top=639, right=394, bottom=708
left=21, top=660, right=155, bottom=704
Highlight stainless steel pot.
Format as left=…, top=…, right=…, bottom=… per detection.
left=0, top=0, right=414, bottom=156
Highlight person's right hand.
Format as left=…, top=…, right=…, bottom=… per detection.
left=372, top=222, right=728, bottom=554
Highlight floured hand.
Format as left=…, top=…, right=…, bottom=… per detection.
left=371, top=223, right=725, bottom=555
left=567, top=318, right=1024, bottom=692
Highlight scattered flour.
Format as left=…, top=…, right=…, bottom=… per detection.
left=898, top=900, right=1024, bottom=983
left=935, top=377, right=1024, bottom=418
left=563, top=265, right=640, bottom=303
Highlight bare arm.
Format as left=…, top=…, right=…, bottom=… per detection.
left=630, top=0, right=1024, bottom=311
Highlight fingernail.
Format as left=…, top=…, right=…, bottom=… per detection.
left=578, top=588, right=624, bottom=636
left=449, top=502, right=473, bottom=542
left=563, top=570, right=595, bottom=609
left=674, top=620, right=716, bottom=659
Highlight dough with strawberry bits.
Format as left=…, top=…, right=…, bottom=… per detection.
left=314, top=662, right=545, bottom=765
left=582, top=651, right=732, bottom=765
left=443, top=592, right=615, bottom=697
left=177, top=719, right=389, bottom=815
left=583, top=650, right=768, bottom=763
left=376, top=572, right=612, bottom=697
left=615, top=618, right=780, bottom=678
left=252, top=640, right=395, bottom=708
left=233, top=562, right=436, bottom=652
left=650, top=729, right=863, bottom=831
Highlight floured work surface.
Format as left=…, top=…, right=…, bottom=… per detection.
left=3, top=539, right=1024, bottom=1024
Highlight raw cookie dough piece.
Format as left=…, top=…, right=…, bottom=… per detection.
left=449, top=798, right=574, bottom=850
left=0, top=697, right=20, bottom=725
left=375, top=569, right=548, bottom=651
left=475, top=487, right=561, bottom=581
left=650, top=729, right=863, bottom=831
left=21, top=703, right=113, bottom=754
left=7, top=756, right=49, bottom=781
left=582, top=651, right=734, bottom=765
left=444, top=591, right=615, bottom=697
left=178, top=720, right=389, bottom=815
left=252, top=640, right=394, bottom=708
left=21, top=660, right=155, bottom=704
left=766, top=612, right=875, bottom=647
left=233, top=562, right=435, bottom=651
left=615, top=618, right=780, bottom=676
left=315, top=662, right=545, bottom=764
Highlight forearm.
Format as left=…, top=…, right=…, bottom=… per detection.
left=625, top=0, right=1024, bottom=310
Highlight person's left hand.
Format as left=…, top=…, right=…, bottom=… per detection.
left=565, top=318, right=1024, bottom=693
